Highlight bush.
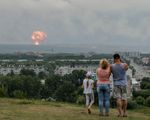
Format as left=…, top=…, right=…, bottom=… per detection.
left=127, top=100, right=138, bottom=109
left=0, top=87, right=7, bottom=97
left=133, top=90, right=150, bottom=99
left=76, top=95, right=85, bottom=104
left=145, top=84, right=150, bottom=89
left=13, top=90, right=26, bottom=99
left=144, top=96, right=150, bottom=107
left=54, top=81, right=77, bottom=103
left=136, top=96, right=145, bottom=105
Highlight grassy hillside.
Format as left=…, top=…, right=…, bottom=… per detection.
left=0, top=98, right=149, bottom=120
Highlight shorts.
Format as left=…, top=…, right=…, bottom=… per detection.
left=113, top=85, right=127, bottom=100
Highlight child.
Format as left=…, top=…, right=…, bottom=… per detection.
left=83, top=71, right=94, bottom=114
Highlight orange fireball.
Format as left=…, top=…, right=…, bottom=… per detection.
left=31, top=31, right=47, bottom=45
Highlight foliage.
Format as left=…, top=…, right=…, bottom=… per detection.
left=13, top=90, right=26, bottom=99
left=0, top=87, right=7, bottom=97
left=127, top=100, right=138, bottom=109
left=76, top=95, right=85, bottom=104
left=144, top=96, right=150, bottom=107
left=136, top=96, right=145, bottom=105
left=54, top=81, right=77, bottom=102
left=0, top=68, right=88, bottom=103
left=20, top=69, right=36, bottom=77
left=133, top=90, right=150, bottom=99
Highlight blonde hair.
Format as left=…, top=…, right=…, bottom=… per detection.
left=100, top=59, right=109, bottom=69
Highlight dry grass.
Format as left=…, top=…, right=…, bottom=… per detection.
left=0, top=98, right=149, bottom=120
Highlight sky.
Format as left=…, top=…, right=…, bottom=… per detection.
left=0, top=0, right=150, bottom=52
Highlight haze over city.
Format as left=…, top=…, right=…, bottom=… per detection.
left=0, top=0, right=150, bottom=53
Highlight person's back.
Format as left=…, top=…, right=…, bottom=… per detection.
left=111, top=54, right=128, bottom=117
left=96, top=59, right=111, bottom=116
left=111, top=63, right=127, bottom=86
left=83, top=78, right=94, bottom=94
left=97, top=67, right=110, bottom=85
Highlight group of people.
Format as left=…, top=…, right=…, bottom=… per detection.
left=83, top=54, right=128, bottom=117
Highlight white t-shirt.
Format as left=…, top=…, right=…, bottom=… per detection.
left=83, top=79, right=94, bottom=94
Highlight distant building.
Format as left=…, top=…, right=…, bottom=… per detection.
left=55, top=65, right=97, bottom=76
left=142, top=57, right=150, bottom=64
left=116, top=51, right=141, bottom=58
left=131, top=78, right=141, bottom=91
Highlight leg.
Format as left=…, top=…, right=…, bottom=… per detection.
left=104, top=86, right=110, bottom=116
left=88, top=93, right=94, bottom=109
left=85, top=94, right=89, bottom=107
left=98, top=89, right=104, bottom=115
left=122, top=86, right=128, bottom=117
left=116, top=99, right=122, bottom=117
left=114, top=86, right=123, bottom=117
left=85, top=94, right=90, bottom=113
left=122, top=100, right=127, bottom=117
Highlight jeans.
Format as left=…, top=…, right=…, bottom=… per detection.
left=97, top=84, right=110, bottom=114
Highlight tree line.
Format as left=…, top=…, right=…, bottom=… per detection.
left=0, top=68, right=86, bottom=103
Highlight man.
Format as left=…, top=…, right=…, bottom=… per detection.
left=111, top=54, right=128, bottom=117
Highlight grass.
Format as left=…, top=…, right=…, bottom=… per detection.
left=0, top=98, right=149, bottom=120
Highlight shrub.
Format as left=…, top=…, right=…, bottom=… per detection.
left=54, top=81, right=77, bottom=103
left=127, top=100, right=138, bottom=109
left=133, top=90, right=150, bottom=99
left=76, top=95, right=85, bottom=104
left=13, top=90, right=26, bottom=99
left=144, top=96, right=150, bottom=107
left=136, top=96, right=145, bottom=105
left=145, top=84, right=150, bottom=89
left=0, top=87, right=7, bottom=97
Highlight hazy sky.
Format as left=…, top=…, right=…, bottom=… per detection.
left=0, top=0, right=150, bottom=48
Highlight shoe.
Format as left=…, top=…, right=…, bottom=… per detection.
left=88, top=108, right=91, bottom=114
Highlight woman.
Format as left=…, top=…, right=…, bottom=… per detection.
left=83, top=71, right=94, bottom=114
left=97, top=59, right=111, bottom=116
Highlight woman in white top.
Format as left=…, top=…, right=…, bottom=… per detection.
left=83, top=71, right=94, bottom=114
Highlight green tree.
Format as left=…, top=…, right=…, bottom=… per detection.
left=54, top=81, right=77, bottom=102
left=45, top=75, right=62, bottom=97
left=38, top=71, right=47, bottom=79
left=20, top=69, right=36, bottom=77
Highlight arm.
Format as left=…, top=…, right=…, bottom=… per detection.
left=109, top=64, right=112, bottom=76
left=96, top=69, right=99, bottom=83
left=124, top=63, right=128, bottom=71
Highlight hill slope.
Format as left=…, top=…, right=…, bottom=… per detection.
left=0, top=98, right=149, bottom=120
